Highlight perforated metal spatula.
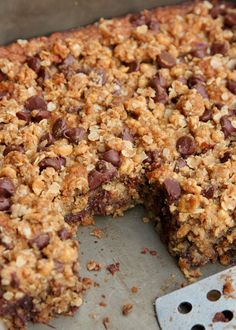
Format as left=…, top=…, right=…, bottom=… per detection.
left=155, top=266, right=236, bottom=330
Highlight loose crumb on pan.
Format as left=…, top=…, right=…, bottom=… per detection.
left=87, top=260, right=102, bottom=271
left=102, top=316, right=110, bottom=329
left=131, top=286, right=139, bottom=294
left=106, top=262, right=120, bottom=275
left=223, top=277, right=235, bottom=295
left=122, top=303, right=133, bottom=316
left=90, top=227, right=104, bottom=239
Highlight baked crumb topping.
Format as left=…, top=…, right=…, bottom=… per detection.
left=0, top=1, right=236, bottom=328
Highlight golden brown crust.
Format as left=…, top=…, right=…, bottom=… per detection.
left=0, top=0, right=236, bottom=328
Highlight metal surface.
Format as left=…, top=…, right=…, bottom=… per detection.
left=0, top=1, right=233, bottom=329
left=156, top=267, right=236, bottom=330
left=0, top=0, right=185, bottom=44
left=30, top=207, right=224, bottom=330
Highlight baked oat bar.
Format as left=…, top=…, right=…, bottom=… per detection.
left=0, top=0, right=236, bottom=328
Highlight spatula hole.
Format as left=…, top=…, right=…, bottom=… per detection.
left=206, top=289, right=221, bottom=301
left=221, top=310, right=233, bottom=322
left=191, top=325, right=205, bottom=330
left=178, top=302, right=192, bottom=314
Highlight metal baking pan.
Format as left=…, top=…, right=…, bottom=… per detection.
left=0, top=1, right=227, bottom=329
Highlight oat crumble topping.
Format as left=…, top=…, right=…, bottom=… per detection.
left=0, top=1, right=236, bottom=328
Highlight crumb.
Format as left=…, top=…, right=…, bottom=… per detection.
left=223, top=278, right=234, bottom=295
left=150, top=250, right=157, bottom=256
left=89, top=313, right=97, bottom=320
left=106, top=262, right=120, bottom=275
left=87, top=260, right=102, bottom=271
left=94, top=282, right=100, bottom=288
left=122, top=303, right=133, bottom=316
left=212, top=312, right=228, bottom=323
left=131, top=286, right=138, bottom=294
left=142, top=217, right=150, bottom=223
left=90, top=228, right=104, bottom=239
left=99, top=302, right=107, bottom=307
left=101, top=294, right=106, bottom=298
left=141, top=247, right=149, bottom=254
left=82, top=277, right=93, bottom=288
left=103, top=316, right=110, bottom=329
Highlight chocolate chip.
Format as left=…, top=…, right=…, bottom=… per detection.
left=25, top=95, right=47, bottom=111
left=52, top=118, right=68, bottom=139
left=61, top=54, right=75, bottom=67
left=128, top=61, right=140, bottom=73
left=3, top=144, right=24, bottom=156
left=63, top=127, right=86, bottom=144
left=0, top=178, right=15, bottom=197
left=214, top=103, right=223, bottom=110
left=144, top=150, right=161, bottom=169
left=228, top=108, right=236, bottom=116
left=38, top=67, right=50, bottom=81
left=32, top=110, right=51, bottom=122
left=38, top=132, right=54, bottom=150
left=66, top=105, right=82, bottom=114
left=64, top=210, right=87, bottom=224
left=220, top=116, right=236, bottom=138
left=27, top=56, right=41, bottom=73
left=177, top=77, right=187, bottom=85
left=174, top=158, right=187, bottom=172
left=17, top=296, right=34, bottom=312
left=88, top=171, right=106, bottom=191
left=220, top=151, right=231, bottom=163
left=210, top=5, right=226, bottom=19
left=193, top=83, right=208, bottom=98
left=10, top=273, right=20, bottom=289
left=148, top=19, right=160, bottom=31
left=88, top=161, right=117, bottom=191
left=157, top=51, right=176, bottom=68
left=16, top=111, right=31, bottom=123
left=211, top=41, right=229, bottom=55
left=0, top=90, right=8, bottom=100
left=200, top=108, right=212, bottom=122
left=202, top=185, right=214, bottom=199
left=58, top=228, right=72, bottom=240
left=149, top=73, right=167, bottom=89
left=227, top=80, right=236, bottom=95
left=88, top=189, right=112, bottom=215
left=155, top=85, right=168, bottom=104
left=0, top=70, right=8, bottom=82
left=187, top=74, right=206, bottom=88
left=30, top=233, right=50, bottom=250
left=190, top=42, right=208, bottom=58
left=103, top=150, right=120, bottom=167
left=176, top=136, right=196, bottom=156
left=38, top=156, right=66, bottom=171
left=130, top=13, right=160, bottom=31
left=157, top=72, right=168, bottom=87
left=129, top=14, right=147, bottom=26
left=163, top=178, right=181, bottom=204
left=149, top=74, right=168, bottom=104
left=122, top=127, right=134, bottom=143
left=0, top=197, right=10, bottom=211
left=224, top=12, right=236, bottom=28
left=171, top=96, right=180, bottom=105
